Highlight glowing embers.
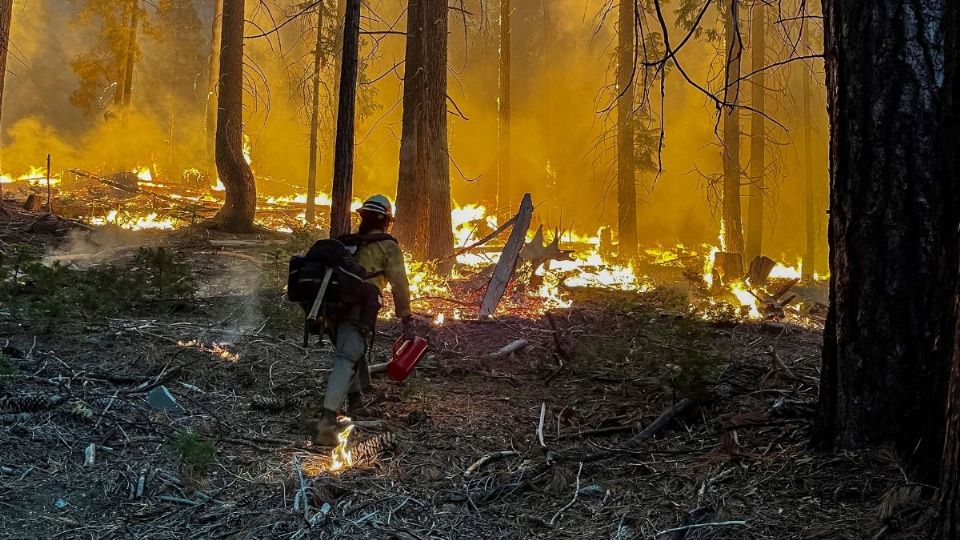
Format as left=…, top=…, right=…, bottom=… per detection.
left=177, top=340, right=241, bottom=362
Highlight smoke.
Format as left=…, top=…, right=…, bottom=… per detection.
left=1, top=0, right=829, bottom=270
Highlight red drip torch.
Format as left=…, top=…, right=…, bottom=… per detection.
left=387, top=336, right=428, bottom=382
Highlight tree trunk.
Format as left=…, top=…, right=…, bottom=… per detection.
left=721, top=0, right=744, bottom=254
left=395, top=0, right=452, bottom=262
left=940, top=1, right=960, bottom=536
left=305, top=4, right=325, bottom=225
left=801, top=48, right=816, bottom=280
left=394, top=0, right=427, bottom=253
left=496, top=0, right=511, bottom=215
left=330, top=0, right=361, bottom=238
left=0, top=0, right=10, bottom=199
left=205, top=0, right=224, bottom=176
left=616, top=0, right=638, bottom=258
left=121, top=0, right=139, bottom=107
left=816, top=0, right=951, bottom=480
left=211, top=0, right=256, bottom=232
left=745, top=0, right=764, bottom=260
left=420, top=0, right=452, bottom=262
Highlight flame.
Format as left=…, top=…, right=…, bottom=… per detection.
left=434, top=313, right=445, bottom=325
left=329, top=421, right=355, bottom=471
left=0, top=174, right=13, bottom=184
left=177, top=340, right=240, bottom=362
left=242, top=134, right=253, bottom=166
left=211, top=178, right=225, bottom=191
left=18, top=166, right=60, bottom=188
left=729, top=281, right=761, bottom=318
left=132, top=166, right=153, bottom=183
left=770, top=261, right=802, bottom=280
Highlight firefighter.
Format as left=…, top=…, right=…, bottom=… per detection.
left=311, top=194, right=415, bottom=445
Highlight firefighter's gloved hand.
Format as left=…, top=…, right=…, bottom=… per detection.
left=401, top=316, right=416, bottom=341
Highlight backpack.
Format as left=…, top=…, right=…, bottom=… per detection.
left=287, top=233, right=398, bottom=341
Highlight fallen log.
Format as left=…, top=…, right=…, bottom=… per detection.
left=478, top=193, right=533, bottom=318
left=745, top=255, right=776, bottom=286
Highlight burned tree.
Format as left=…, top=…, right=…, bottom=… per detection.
left=744, top=0, right=765, bottom=260
left=721, top=0, right=744, bottom=255
left=394, top=0, right=453, bottom=261
left=210, top=0, right=256, bottom=232
left=816, top=0, right=953, bottom=480
left=0, top=0, right=11, bottom=123
left=205, top=0, right=224, bottom=176
left=330, top=0, right=361, bottom=238
left=616, top=0, right=638, bottom=258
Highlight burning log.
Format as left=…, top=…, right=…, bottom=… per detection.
left=745, top=255, right=776, bottom=286
left=478, top=193, right=533, bottom=318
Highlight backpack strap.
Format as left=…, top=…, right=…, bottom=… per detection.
left=339, top=233, right=398, bottom=247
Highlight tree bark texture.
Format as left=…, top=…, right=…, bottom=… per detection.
left=306, top=4, right=325, bottom=224
left=616, top=0, right=638, bottom=258
left=394, top=0, right=426, bottom=251
left=817, top=0, right=951, bottom=478
left=721, top=0, right=744, bottom=254
left=802, top=52, right=816, bottom=279
left=211, top=0, right=257, bottom=232
left=419, top=0, right=453, bottom=262
left=330, top=0, right=361, bottom=238
left=496, top=0, right=511, bottom=215
left=0, top=0, right=12, bottom=124
left=394, top=0, right=452, bottom=261
left=205, top=0, right=224, bottom=175
left=745, top=0, right=765, bottom=260
left=940, top=0, right=960, bottom=535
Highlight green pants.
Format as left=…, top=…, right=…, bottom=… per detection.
left=322, top=310, right=370, bottom=412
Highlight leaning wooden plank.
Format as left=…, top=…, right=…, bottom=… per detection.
left=478, top=193, right=533, bottom=318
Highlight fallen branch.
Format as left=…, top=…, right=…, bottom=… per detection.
left=463, top=450, right=520, bottom=477
left=293, top=454, right=309, bottom=520
left=568, top=398, right=693, bottom=463
left=549, top=462, right=583, bottom=526
left=655, top=520, right=747, bottom=537
left=487, top=339, right=530, bottom=359
left=537, top=402, right=555, bottom=465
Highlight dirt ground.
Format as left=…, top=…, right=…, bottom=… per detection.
left=0, top=207, right=907, bottom=539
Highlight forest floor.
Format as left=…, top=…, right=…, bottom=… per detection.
left=0, top=203, right=910, bottom=539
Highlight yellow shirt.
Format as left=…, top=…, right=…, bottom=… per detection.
left=355, top=233, right=413, bottom=318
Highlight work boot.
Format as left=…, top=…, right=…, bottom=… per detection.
left=347, top=392, right=375, bottom=418
left=310, top=408, right=340, bottom=446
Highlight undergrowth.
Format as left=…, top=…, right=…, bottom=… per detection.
left=0, top=246, right=195, bottom=319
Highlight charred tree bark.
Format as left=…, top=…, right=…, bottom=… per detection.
left=616, top=0, right=638, bottom=258
left=205, top=0, right=224, bottom=176
left=305, top=4, right=325, bottom=225
left=745, top=0, right=765, bottom=260
left=721, top=0, right=744, bottom=254
left=940, top=1, right=960, bottom=536
left=394, top=0, right=427, bottom=252
left=496, top=0, right=511, bottom=215
left=330, top=0, right=361, bottom=238
left=210, top=0, right=256, bottom=232
left=816, top=0, right=951, bottom=480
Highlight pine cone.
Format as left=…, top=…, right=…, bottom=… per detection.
left=0, top=394, right=65, bottom=413
left=351, top=432, right=398, bottom=462
left=250, top=395, right=301, bottom=412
